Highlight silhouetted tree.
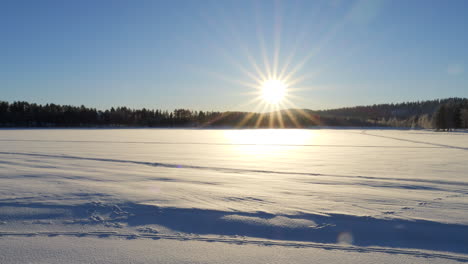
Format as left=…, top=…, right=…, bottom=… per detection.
left=1, top=98, right=467, bottom=129
left=461, top=109, right=468, bottom=128
left=434, top=104, right=448, bottom=130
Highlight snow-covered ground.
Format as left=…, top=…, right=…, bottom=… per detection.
left=0, top=129, right=467, bottom=263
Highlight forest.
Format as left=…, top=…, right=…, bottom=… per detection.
left=1, top=98, right=467, bottom=130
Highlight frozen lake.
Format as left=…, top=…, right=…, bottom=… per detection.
left=0, top=129, right=467, bottom=263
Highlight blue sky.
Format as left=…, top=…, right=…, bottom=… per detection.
left=1, top=0, right=467, bottom=111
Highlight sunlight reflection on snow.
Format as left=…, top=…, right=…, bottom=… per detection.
left=223, top=129, right=314, bottom=156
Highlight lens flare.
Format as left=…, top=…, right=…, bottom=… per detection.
left=261, top=79, right=287, bottom=104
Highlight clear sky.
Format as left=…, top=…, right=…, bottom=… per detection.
left=1, top=0, right=467, bottom=111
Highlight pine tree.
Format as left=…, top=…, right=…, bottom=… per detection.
left=434, top=105, right=448, bottom=131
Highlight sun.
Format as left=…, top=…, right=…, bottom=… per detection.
left=261, top=79, right=287, bottom=104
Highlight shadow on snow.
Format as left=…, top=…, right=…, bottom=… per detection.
left=1, top=201, right=467, bottom=256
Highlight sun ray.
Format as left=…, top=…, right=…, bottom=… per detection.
left=196, top=68, right=263, bottom=90
left=197, top=20, right=266, bottom=86
left=195, top=6, right=265, bottom=85
left=285, top=102, right=322, bottom=126
left=221, top=13, right=269, bottom=82
left=195, top=1, right=352, bottom=124
left=282, top=18, right=346, bottom=83
left=255, top=103, right=270, bottom=128
left=236, top=96, right=264, bottom=109
left=283, top=70, right=322, bottom=88
left=277, top=4, right=325, bottom=81
left=236, top=112, right=256, bottom=128
left=236, top=97, right=269, bottom=128
left=272, top=0, right=282, bottom=79
left=286, top=85, right=328, bottom=96
left=246, top=53, right=269, bottom=82
left=220, top=51, right=265, bottom=84
left=254, top=2, right=273, bottom=80
left=283, top=108, right=302, bottom=128
left=275, top=104, right=285, bottom=128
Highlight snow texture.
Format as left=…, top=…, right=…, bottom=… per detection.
left=0, top=128, right=467, bottom=263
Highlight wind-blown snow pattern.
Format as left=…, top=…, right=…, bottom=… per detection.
left=0, top=129, right=467, bottom=263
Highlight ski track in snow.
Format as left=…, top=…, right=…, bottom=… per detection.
left=0, top=129, right=467, bottom=262
left=0, top=138, right=448, bottom=148
left=358, top=130, right=468, bottom=151
left=1, top=151, right=467, bottom=189
left=1, top=201, right=468, bottom=261
left=0, top=231, right=467, bottom=262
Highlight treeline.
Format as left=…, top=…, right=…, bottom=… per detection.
left=0, top=98, right=467, bottom=129
left=0, top=101, right=373, bottom=128
left=317, top=98, right=468, bottom=130
left=0, top=101, right=220, bottom=127
left=433, top=101, right=468, bottom=130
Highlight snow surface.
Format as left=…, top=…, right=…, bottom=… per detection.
left=0, top=128, right=467, bottom=263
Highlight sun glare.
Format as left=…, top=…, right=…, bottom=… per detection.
left=261, top=79, right=287, bottom=104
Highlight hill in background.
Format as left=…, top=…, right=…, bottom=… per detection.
left=1, top=98, right=467, bottom=130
